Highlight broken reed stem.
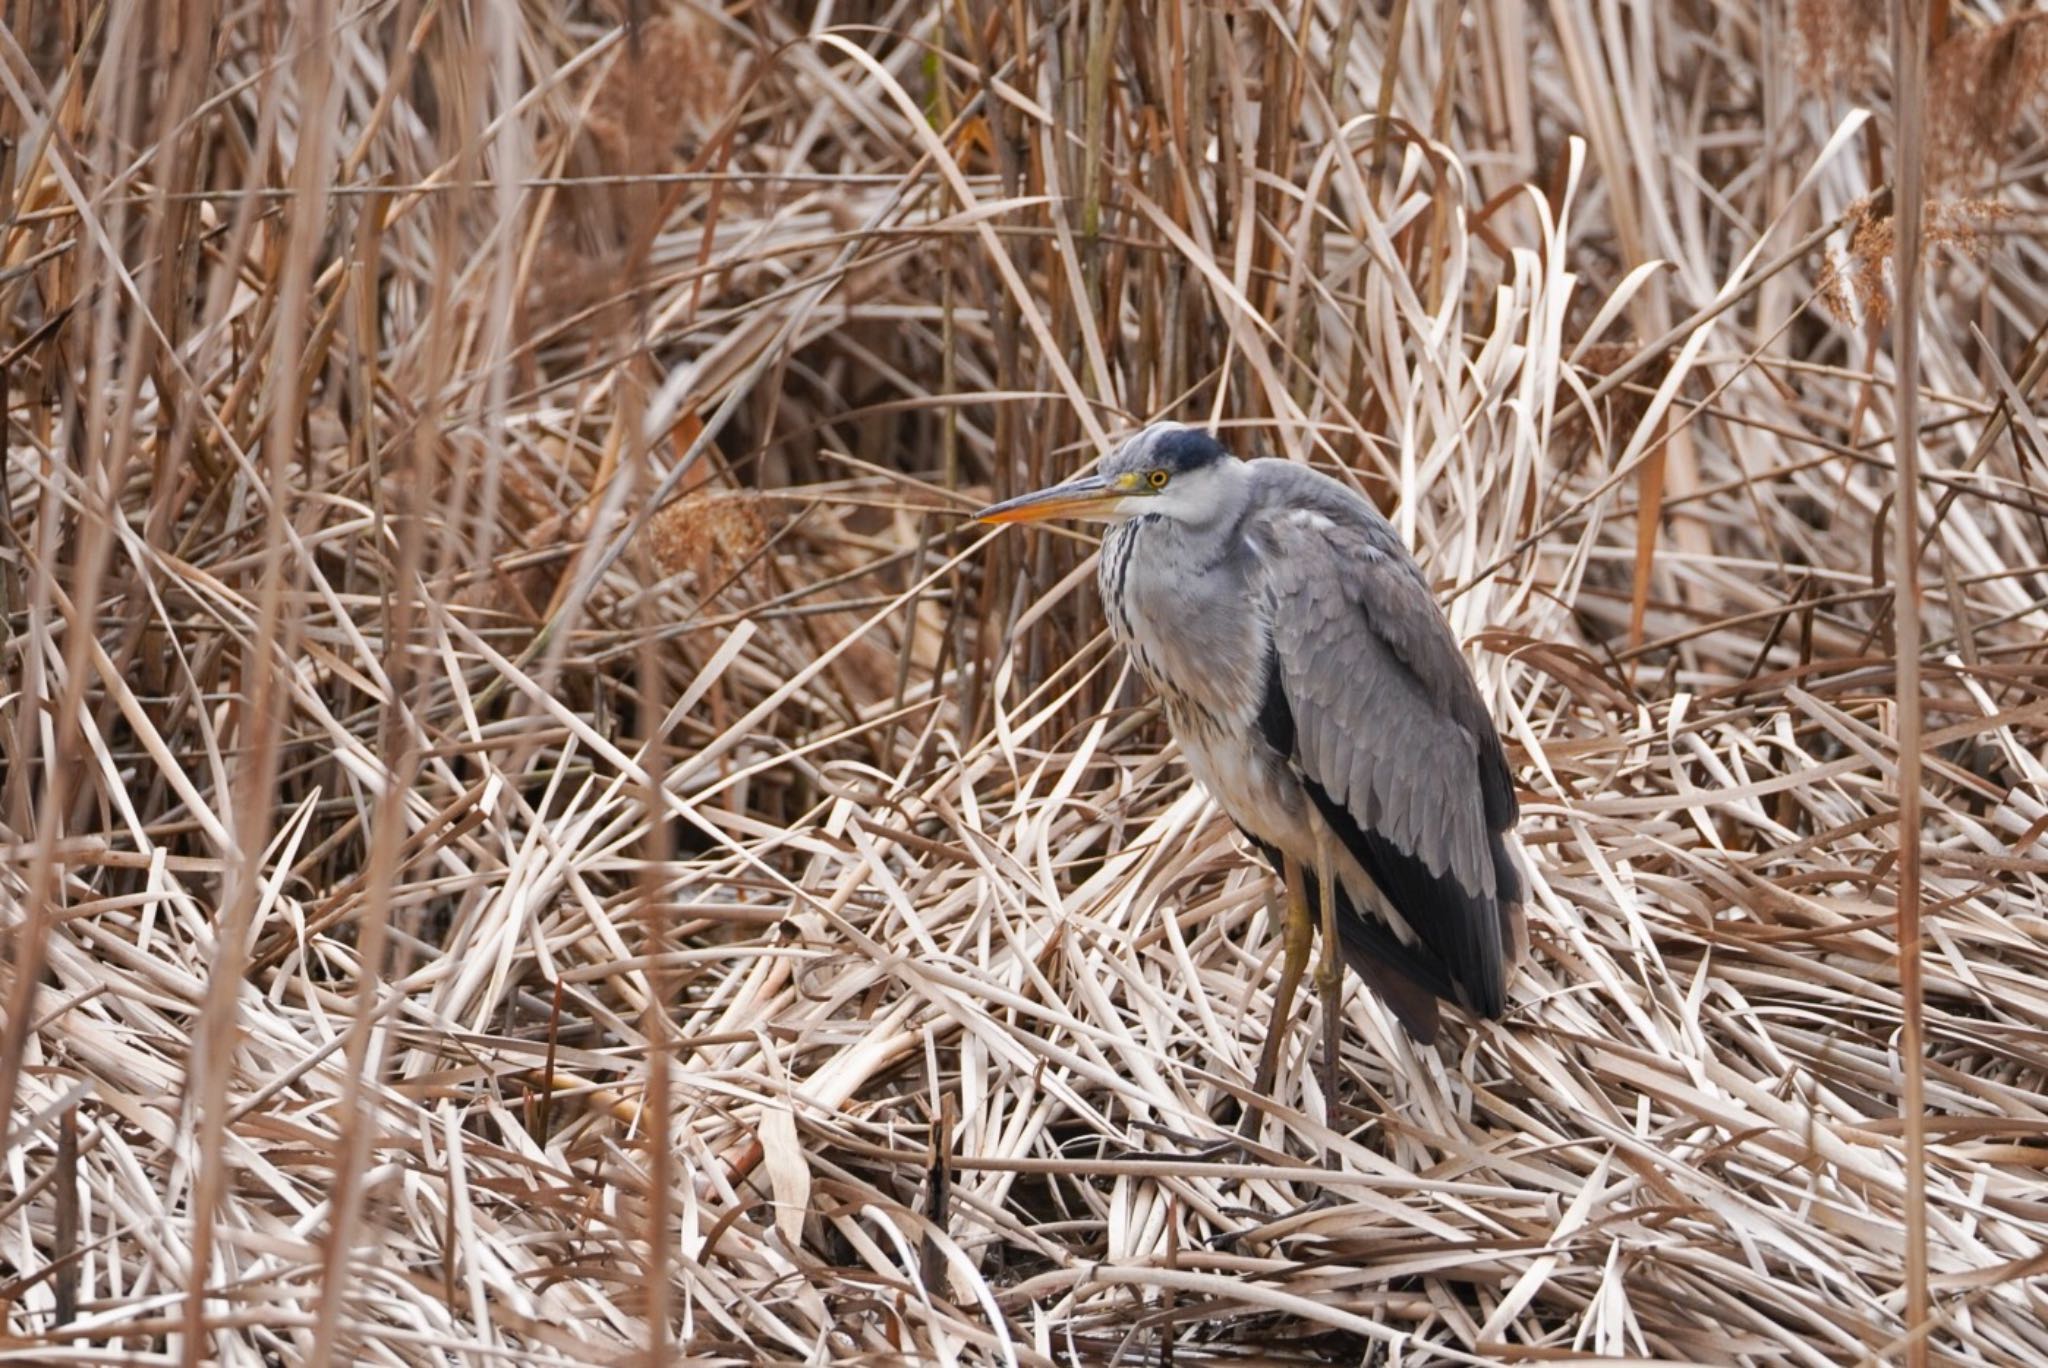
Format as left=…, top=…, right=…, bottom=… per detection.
left=919, top=1091, right=956, bottom=1293
left=628, top=378, right=676, bottom=1360
left=1890, top=1, right=1931, bottom=1360
left=1370, top=0, right=1411, bottom=184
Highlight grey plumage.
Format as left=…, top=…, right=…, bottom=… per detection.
left=978, top=421, right=1523, bottom=1049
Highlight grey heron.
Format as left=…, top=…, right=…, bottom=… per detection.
left=975, top=422, right=1524, bottom=1100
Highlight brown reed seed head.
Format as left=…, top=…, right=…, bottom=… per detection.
left=1793, top=0, right=1883, bottom=91
left=1820, top=192, right=2005, bottom=329
left=1927, top=15, right=2048, bottom=180
left=645, top=488, right=778, bottom=588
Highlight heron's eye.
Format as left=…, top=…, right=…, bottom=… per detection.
left=1147, top=469, right=1170, bottom=489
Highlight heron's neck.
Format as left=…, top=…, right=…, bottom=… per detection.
left=1103, top=532, right=1263, bottom=740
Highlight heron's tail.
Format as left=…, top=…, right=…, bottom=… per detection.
left=1319, top=869, right=1450, bottom=1045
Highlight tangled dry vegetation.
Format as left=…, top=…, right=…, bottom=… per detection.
left=5, top=0, right=2048, bottom=1362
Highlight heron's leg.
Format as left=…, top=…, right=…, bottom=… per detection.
left=1313, top=833, right=1344, bottom=1102
left=1251, top=854, right=1313, bottom=1100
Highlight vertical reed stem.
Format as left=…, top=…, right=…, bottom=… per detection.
left=1888, top=2, right=1930, bottom=1362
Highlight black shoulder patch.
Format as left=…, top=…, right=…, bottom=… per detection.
left=1255, top=648, right=1295, bottom=759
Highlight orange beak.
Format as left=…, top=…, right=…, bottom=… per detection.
left=973, top=473, right=1128, bottom=524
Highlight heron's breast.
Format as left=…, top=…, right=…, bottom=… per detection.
left=1176, top=716, right=1306, bottom=851
left=1103, top=527, right=1265, bottom=701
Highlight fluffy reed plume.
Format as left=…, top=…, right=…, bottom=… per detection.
left=1799, top=2, right=2048, bottom=182
left=4, top=2, right=2047, bottom=1363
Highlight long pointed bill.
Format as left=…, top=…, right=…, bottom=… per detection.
left=973, top=474, right=1127, bottom=524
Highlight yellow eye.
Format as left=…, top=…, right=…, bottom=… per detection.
left=1147, top=469, right=1170, bottom=489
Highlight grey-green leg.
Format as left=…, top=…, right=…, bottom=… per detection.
left=1252, top=853, right=1314, bottom=1101
left=1314, top=835, right=1344, bottom=1103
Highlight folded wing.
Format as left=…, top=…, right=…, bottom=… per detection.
left=1251, top=463, right=1521, bottom=1021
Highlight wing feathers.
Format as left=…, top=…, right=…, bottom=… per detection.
left=1249, top=460, right=1521, bottom=1026
left=1303, top=776, right=1506, bottom=1018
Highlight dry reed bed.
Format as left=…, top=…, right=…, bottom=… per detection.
left=3, top=1, right=2047, bottom=1363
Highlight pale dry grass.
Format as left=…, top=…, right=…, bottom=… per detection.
left=4, top=2, right=2048, bottom=1363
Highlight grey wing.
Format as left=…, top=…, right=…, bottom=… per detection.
left=1252, top=465, right=1520, bottom=1016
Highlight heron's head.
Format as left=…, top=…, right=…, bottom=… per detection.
left=974, top=422, right=1240, bottom=527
